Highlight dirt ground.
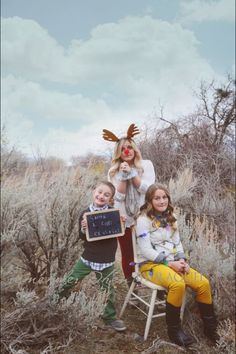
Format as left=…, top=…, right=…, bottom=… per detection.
left=59, top=246, right=213, bottom=354
left=65, top=247, right=214, bottom=354
left=64, top=280, right=207, bottom=354
left=1, top=248, right=216, bottom=354
left=65, top=297, right=210, bottom=354
left=66, top=294, right=177, bottom=354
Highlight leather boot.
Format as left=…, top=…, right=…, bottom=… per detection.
left=197, top=302, right=219, bottom=342
left=166, top=302, right=195, bottom=347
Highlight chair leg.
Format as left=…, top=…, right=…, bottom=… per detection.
left=180, top=292, right=186, bottom=321
left=119, top=280, right=136, bottom=317
left=144, top=289, right=157, bottom=341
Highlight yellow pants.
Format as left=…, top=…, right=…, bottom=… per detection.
left=139, top=262, right=212, bottom=307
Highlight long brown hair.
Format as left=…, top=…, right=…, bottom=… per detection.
left=139, top=184, right=177, bottom=228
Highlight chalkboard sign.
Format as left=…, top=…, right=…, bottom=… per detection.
left=84, top=209, right=125, bottom=242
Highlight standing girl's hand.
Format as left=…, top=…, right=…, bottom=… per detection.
left=119, top=162, right=131, bottom=173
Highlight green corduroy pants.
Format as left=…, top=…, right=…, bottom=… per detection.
left=58, top=258, right=116, bottom=322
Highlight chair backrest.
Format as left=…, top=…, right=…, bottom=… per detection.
left=131, top=226, right=140, bottom=273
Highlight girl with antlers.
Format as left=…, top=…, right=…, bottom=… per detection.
left=102, top=124, right=155, bottom=286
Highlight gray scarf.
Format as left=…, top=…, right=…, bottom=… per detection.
left=125, top=180, right=141, bottom=217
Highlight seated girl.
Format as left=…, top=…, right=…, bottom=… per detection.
left=135, top=183, right=218, bottom=347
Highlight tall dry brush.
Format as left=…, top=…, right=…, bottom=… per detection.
left=1, top=165, right=103, bottom=292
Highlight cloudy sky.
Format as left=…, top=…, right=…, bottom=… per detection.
left=1, top=0, right=235, bottom=162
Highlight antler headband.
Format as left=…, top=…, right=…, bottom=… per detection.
left=102, top=123, right=140, bottom=142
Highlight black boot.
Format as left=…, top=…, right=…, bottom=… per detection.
left=166, top=302, right=195, bottom=347
left=197, top=302, right=219, bottom=342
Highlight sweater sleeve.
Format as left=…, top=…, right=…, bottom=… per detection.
left=108, top=169, right=126, bottom=202
left=108, top=160, right=155, bottom=201
left=137, top=160, right=156, bottom=194
left=136, top=216, right=162, bottom=262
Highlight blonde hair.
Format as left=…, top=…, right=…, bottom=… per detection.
left=108, top=138, right=143, bottom=178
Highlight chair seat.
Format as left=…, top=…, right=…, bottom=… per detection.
left=132, top=272, right=166, bottom=291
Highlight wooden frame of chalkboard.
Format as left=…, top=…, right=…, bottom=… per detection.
left=84, top=209, right=125, bottom=242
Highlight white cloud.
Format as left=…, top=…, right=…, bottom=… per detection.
left=2, top=15, right=222, bottom=161
left=2, top=75, right=112, bottom=124
left=2, top=16, right=70, bottom=82
left=179, top=0, right=235, bottom=23
left=1, top=75, right=114, bottom=156
left=68, top=16, right=212, bottom=83
left=1, top=75, right=155, bottom=161
left=67, top=16, right=217, bottom=112
left=2, top=15, right=216, bottom=87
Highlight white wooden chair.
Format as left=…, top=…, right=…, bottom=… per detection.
left=119, top=227, right=185, bottom=341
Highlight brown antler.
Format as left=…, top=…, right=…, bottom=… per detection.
left=126, top=124, right=140, bottom=139
left=102, top=129, right=120, bottom=142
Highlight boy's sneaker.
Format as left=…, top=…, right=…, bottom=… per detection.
left=106, top=319, right=127, bottom=332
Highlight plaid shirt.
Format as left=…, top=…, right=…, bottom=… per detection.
left=81, top=256, right=114, bottom=271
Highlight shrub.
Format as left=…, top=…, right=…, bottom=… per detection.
left=177, top=210, right=235, bottom=320
left=1, top=284, right=107, bottom=354
left=1, top=165, right=102, bottom=288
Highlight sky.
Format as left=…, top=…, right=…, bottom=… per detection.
left=1, top=0, right=235, bottom=162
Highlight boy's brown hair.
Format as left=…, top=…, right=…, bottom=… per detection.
left=96, top=180, right=116, bottom=198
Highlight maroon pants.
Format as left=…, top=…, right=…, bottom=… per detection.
left=118, top=227, right=135, bottom=280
